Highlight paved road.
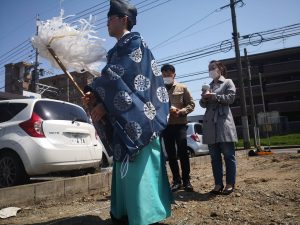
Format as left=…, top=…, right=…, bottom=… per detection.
left=271, top=148, right=300, bottom=153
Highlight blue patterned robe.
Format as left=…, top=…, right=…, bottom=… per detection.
left=89, top=32, right=169, bottom=163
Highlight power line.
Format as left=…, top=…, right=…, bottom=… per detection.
left=1, top=50, right=34, bottom=66
left=64, top=2, right=109, bottom=24
left=181, top=76, right=209, bottom=84
left=65, top=2, right=108, bottom=20
left=0, top=16, right=35, bottom=41
left=151, top=1, right=242, bottom=50
left=176, top=70, right=207, bottom=79
left=157, top=23, right=300, bottom=66
left=64, top=0, right=151, bottom=24
left=94, top=0, right=172, bottom=30
left=64, top=0, right=167, bottom=29
left=139, top=0, right=171, bottom=13
left=154, top=18, right=231, bottom=50
left=0, top=44, right=33, bottom=65
left=152, top=9, right=218, bottom=50
left=0, top=39, right=31, bottom=60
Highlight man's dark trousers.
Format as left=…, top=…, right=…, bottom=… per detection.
left=162, top=124, right=190, bottom=184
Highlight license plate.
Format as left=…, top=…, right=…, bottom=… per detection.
left=70, top=134, right=86, bottom=144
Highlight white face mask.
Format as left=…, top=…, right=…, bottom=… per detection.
left=163, top=77, right=174, bottom=85
left=209, top=69, right=220, bottom=79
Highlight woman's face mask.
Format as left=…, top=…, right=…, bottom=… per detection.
left=209, top=69, right=220, bottom=79
left=163, top=77, right=174, bottom=85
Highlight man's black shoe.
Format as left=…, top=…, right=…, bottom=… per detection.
left=183, top=181, right=194, bottom=192
left=171, top=182, right=181, bottom=192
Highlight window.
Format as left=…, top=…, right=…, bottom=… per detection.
left=0, top=103, right=27, bottom=123
left=33, top=101, right=89, bottom=123
left=187, top=123, right=203, bottom=135
left=194, top=124, right=203, bottom=134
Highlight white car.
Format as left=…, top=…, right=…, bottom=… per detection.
left=161, top=122, right=209, bottom=159
left=0, top=98, right=103, bottom=187
left=99, top=137, right=113, bottom=168
left=186, top=122, right=209, bottom=157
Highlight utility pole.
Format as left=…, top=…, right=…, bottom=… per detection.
left=244, top=48, right=257, bottom=148
left=258, top=73, right=266, bottom=113
left=230, top=0, right=250, bottom=149
left=258, top=72, right=271, bottom=150
left=67, top=77, right=70, bottom=102
left=31, top=14, right=40, bottom=93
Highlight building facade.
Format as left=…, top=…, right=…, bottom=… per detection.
left=39, top=71, right=95, bottom=107
left=4, top=61, right=95, bottom=107
left=223, top=46, right=300, bottom=137
left=5, top=62, right=33, bottom=95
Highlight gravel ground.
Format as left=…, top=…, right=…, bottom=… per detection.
left=1, top=152, right=299, bottom=225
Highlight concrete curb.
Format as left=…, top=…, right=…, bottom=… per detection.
left=0, top=171, right=112, bottom=208
left=0, top=150, right=248, bottom=208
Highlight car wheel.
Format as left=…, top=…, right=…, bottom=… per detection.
left=101, top=153, right=109, bottom=168
left=85, top=167, right=97, bottom=174
left=187, top=147, right=195, bottom=158
left=0, top=151, right=29, bottom=187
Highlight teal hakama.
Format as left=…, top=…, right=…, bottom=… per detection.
left=111, top=137, right=172, bottom=225
left=88, top=2, right=173, bottom=224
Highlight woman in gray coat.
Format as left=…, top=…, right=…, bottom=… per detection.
left=199, top=60, right=238, bottom=195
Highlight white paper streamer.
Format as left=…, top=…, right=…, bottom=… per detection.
left=31, top=10, right=106, bottom=76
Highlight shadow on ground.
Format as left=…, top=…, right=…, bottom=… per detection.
left=26, top=215, right=111, bottom=225
left=173, top=190, right=215, bottom=202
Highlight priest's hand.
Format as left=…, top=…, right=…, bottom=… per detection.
left=90, top=104, right=106, bottom=123
left=82, top=91, right=97, bottom=108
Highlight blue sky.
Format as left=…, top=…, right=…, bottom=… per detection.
left=0, top=0, right=299, bottom=115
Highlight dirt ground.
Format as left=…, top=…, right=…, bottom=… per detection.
left=1, top=152, right=299, bottom=225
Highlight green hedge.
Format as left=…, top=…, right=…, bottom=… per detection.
left=236, top=133, right=300, bottom=148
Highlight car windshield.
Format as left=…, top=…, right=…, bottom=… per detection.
left=33, top=101, right=89, bottom=123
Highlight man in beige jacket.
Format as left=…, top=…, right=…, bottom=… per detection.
left=161, top=64, right=195, bottom=192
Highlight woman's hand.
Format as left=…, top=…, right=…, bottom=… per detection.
left=201, top=91, right=216, bottom=101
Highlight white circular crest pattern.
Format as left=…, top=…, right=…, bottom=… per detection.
left=129, top=47, right=142, bottom=63
left=113, top=91, right=132, bottom=111
left=107, top=64, right=125, bottom=80
left=151, top=60, right=161, bottom=76
left=125, top=121, right=142, bottom=141
left=157, top=86, right=169, bottom=103
left=144, top=102, right=156, bottom=120
left=95, top=87, right=105, bottom=100
left=134, top=74, right=151, bottom=91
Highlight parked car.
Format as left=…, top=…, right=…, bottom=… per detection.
left=161, top=122, right=209, bottom=159
left=186, top=122, right=209, bottom=157
left=0, top=98, right=104, bottom=187
left=100, top=143, right=113, bottom=168
left=87, top=118, right=113, bottom=168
